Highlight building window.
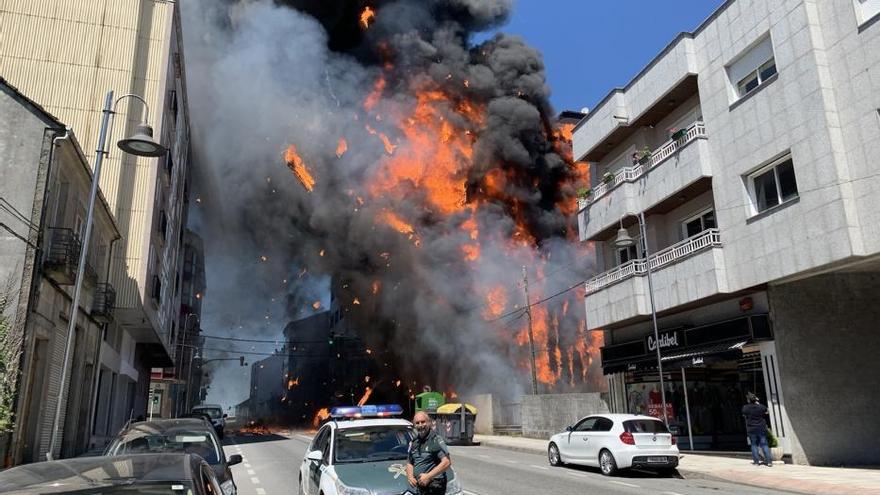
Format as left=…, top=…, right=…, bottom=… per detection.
left=855, top=0, right=880, bottom=25
left=727, top=35, right=776, bottom=101
left=682, top=209, right=717, bottom=239
left=748, top=155, right=798, bottom=214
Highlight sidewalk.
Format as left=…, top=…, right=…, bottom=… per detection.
left=473, top=434, right=880, bottom=495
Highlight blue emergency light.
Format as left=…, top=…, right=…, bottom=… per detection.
left=329, top=404, right=403, bottom=419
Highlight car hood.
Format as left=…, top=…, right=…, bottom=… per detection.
left=334, top=460, right=456, bottom=493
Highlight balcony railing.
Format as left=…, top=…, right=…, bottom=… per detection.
left=44, top=228, right=82, bottom=285
left=581, top=121, right=707, bottom=207
left=91, top=283, right=117, bottom=323
left=584, top=228, right=721, bottom=294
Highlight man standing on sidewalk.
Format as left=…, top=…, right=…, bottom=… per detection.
left=742, top=393, right=772, bottom=466
left=407, top=411, right=452, bottom=494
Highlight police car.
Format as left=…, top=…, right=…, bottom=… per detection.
left=299, top=405, right=463, bottom=495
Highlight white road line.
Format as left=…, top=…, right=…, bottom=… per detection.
left=608, top=480, right=640, bottom=488
left=565, top=471, right=589, bottom=478
left=244, top=463, right=252, bottom=469
left=247, top=469, right=255, bottom=475
left=477, top=454, right=490, bottom=459
left=662, top=492, right=685, bottom=495
left=255, top=489, right=267, bottom=495
left=505, top=459, right=518, bottom=464
left=250, top=477, right=261, bottom=485
left=529, top=464, right=549, bottom=470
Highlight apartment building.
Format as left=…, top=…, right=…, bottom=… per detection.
left=1, top=1, right=195, bottom=453
left=0, top=79, right=121, bottom=462
left=574, top=0, right=880, bottom=465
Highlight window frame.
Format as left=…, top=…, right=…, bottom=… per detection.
left=854, top=0, right=880, bottom=26
left=736, top=57, right=777, bottom=98
left=574, top=417, right=599, bottom=432
left=680, top=208, right=717, bottom=239
left=747, top=154, right=799, bottom=216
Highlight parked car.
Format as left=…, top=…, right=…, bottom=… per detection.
left=0, top=453, right=224, bottom=494
left=193, top=404, right=228, bottom=438
left=548, top=413, right=679, bottom=476
left=106, top=418, right=241, bottom=495
left=301, top=405, right=463, bottom=495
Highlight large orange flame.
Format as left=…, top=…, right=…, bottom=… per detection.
left=284, top=145, right=316, bottom=192
left=360, top=6, right=376, bottom=29
left=313, top=408, right=330, bottom=428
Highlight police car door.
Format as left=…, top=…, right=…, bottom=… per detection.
left=307, top=426, right=330, bottom=495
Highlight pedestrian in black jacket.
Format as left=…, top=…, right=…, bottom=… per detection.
left=742, top=393, right=772, bottom=466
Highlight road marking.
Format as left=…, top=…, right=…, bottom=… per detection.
left=662, top=492, right=685, bottom=495
left=565, top=471, right=589, bottom=478
left=505, top=459, right=518, bottom=464
left=608, top=480, right=640, bottom=488
left=478, top=454, right=490, bottom=459
left=244, top=463, right=251, bottom=469
left=256, top=489, right=266, bottom=495
left=529, top=464, right=549, bottom=470
left=247, top=469, right=255, bottom=475
left=250, top=477, right=260, bottom=485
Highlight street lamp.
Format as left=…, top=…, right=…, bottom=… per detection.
left=47, top=90, right=166, bottom=460
left=614, top=212, right=670, bottom=426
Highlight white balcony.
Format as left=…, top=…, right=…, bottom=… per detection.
left=584, top=229, right=727, bottom=328
left=578, top=121, right=711, bottom=241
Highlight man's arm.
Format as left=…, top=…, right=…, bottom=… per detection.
left=421, top=455, right=451, bottom=481
left=406, top=462, right=417, bottom=487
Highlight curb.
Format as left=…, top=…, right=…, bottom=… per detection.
left=473, top=438, right=546, bottom=456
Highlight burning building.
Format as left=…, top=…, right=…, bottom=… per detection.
left=184, top=0, right=604, bottom=410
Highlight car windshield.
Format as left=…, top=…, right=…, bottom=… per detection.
left=108, top=431, right=220, bottom=464
left=194, top=408, right=223, bottom=419
left=21, top=484, right=196, bottom=494
left=624, top=419, right=670, bottom=434
left=334, top=426, right=412, bottom=464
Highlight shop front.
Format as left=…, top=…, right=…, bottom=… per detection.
left=601, top=314, right=787, bottom=453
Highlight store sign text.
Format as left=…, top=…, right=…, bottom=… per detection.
left=647, top=331, right=681, bottom=352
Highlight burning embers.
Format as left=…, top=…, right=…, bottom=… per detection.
left=284, top=145, right=315, bottom=192
left=360, top=6, right=375, bottom=30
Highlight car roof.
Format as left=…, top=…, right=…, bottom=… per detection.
left=331, top=418, right=412, bottom=430
left=193, top=404, right=222, bottom=409
left=583, top=413, right=664, bottom=421
left=123, top=418, right=214, bottom=434
left=0, top=454, right=201, bottom=491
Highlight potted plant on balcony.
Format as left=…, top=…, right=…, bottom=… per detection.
left=602, top=171, right=615, bottom=184
left=576, top=187, right=592, bottom=199
left=671, top=128, right=687, bottom=141
left=635, top=146, right=652, bottom=165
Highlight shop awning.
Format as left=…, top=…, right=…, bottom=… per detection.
left=660, top=340, right=748, bottom=368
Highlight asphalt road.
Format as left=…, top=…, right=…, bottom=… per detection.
left=224, top=432, right=795, bottom=495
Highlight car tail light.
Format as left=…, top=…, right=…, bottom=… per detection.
left=619, top=431, right=635, bottom=445
left=671, top=435, right=677, bottom=445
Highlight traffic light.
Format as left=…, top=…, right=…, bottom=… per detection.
left=239, top=356, right=245, bottom=366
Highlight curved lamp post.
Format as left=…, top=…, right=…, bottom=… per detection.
left=47, top=90, right=166, bottom=460
left=613, top=212, right=670, bottom=427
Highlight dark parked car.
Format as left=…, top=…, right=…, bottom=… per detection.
left=106, top=418, right=241, bottom=495
left=0, top=453, right=223, bottom=494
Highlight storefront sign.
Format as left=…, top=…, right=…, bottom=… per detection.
left=646, top=331, right=681, bottom=352
left=647, top=403, right=675, bottom=420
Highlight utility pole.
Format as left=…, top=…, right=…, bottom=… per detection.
left=522, top=266, right=539, bottom=395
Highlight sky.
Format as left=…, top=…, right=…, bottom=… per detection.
left=490, top=0, right=725, bottom=113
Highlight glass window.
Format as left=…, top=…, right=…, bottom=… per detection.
left=683, top=210, right=717, bottom=238
left=617, top=245, right=638, bottom=265
left=593, top=418, right=614, bottom=432
left=624, top=419, right=670, bottom=434
left=751, top=157, right=798, bottom=214
left=333, top=426, right=412, bottom=463
left=574, top=417, right=598, bottom=432
left=108, top=431, right=220, bottom=465
left=759, top=59, right=777, bottom=81
left=738, top=72, right=760, bottom=96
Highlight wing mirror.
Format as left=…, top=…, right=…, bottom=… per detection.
left=306, top=450, right=323, bottom=462
left=565, top=425, right=573, bottom=432
left=223, top=414, right=228, bottom=419
left=227, top=454, right=242, bottom=466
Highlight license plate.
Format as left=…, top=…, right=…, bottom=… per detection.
left=647, top=456, right=667, bottom=463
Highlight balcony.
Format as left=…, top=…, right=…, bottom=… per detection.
left=44, top=228, right=81, bottom=285
left=578, top=121, right=711, bottom=241
left=584, top=229, right=727, bottom=328
left=91, top=283, right=117, bottom=323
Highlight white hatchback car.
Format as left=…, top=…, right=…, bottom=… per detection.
left=548, top=414, right=679, bottom=476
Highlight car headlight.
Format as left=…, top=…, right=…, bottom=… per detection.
left=445, top=476, right=463, bottom=495
left=334, top=477, right=371, bottom=495
left=220, top=479, right=235, bottom=495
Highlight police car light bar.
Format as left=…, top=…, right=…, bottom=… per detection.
left=329, top=404, right=403, bottom=419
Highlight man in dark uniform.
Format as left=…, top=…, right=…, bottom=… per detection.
left=742, top=392, right=772, bottom=466
left=407, top=411, right=451, bottom=495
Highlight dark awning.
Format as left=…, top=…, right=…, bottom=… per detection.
left=603, top=340, right=748, bottom=375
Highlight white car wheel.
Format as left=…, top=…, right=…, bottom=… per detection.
left=548, top=443, right=563, bottom=467
left=599, top=449, right=618, bottom=476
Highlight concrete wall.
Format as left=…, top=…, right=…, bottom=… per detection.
left=769, top=271, right=880, bottom=466
left=465, top=394, right=495, bottom=435
left=521, top=393, right=609, bottom=439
